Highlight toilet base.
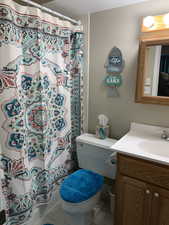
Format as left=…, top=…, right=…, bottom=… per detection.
left=63, top=210, right=93, bottom=225
left=61, top=191, right=101, bottom=225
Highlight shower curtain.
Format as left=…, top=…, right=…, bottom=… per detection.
left=0, top=0, right=83, bottom=224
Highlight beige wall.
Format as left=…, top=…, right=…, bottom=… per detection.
left=89, top=0, right=169, bottom=139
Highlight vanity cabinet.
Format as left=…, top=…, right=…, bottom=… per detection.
left=151, top=186, right=169, bottom=225
left=117, top=175, right=151, bottom=225
left=116, top=154, right=169, bottom=225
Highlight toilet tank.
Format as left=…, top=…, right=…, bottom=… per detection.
left=76, top=133, right=117, bottom=179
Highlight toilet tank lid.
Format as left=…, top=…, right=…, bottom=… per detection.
left=76, top=133, right=117, bottom=149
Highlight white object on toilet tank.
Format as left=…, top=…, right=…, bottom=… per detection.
left=76, top=133, right=117, bottom=179
left=98, top=114, right=109, bottom=126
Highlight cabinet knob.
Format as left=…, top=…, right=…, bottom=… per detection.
left=146, top=189, right=150, bottom=194
left=154, top=193, right=159, bottom=198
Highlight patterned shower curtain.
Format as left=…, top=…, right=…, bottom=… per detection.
left=0, top=0, right=83, bottom=224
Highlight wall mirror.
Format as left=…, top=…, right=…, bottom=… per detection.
left=136, top=39, right=169, bottom=105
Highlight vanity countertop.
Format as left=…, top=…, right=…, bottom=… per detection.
left=111, top=122, right=169, bottom=166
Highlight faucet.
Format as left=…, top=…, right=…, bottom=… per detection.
left=161, top=130, right=169, bottom=141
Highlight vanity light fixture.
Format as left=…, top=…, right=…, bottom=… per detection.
left=143, top=16, right=155, bottom=28
left=142, top=13, right=169, bottom=32
left=164, top=13, right=169, bottom=25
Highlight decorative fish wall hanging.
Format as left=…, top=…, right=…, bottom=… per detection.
left=104, top=47, right=125, bottom=97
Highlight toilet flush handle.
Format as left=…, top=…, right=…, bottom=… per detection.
left=106, top=152, right=117, bottom=166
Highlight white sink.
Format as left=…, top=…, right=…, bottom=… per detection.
left=139, top=141, right=169, bottom=158
left=111, top=122, right=169, bottom=165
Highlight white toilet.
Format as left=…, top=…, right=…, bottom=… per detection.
left=60, top=133, right=117, bottom=225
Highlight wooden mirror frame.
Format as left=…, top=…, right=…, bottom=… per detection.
left=135, top=38, right=169, bottom=106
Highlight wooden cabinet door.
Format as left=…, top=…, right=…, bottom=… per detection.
left=151, top=186, right=169, bottom=225
left=116, top=175, right=152, bottom=225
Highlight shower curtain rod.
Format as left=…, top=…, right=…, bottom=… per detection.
left=19, top=0, right=81, bottom=25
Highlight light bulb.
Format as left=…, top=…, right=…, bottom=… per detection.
left=164, top=13, right=169, bottom=25
left=143, top=16, right=155, bottom=28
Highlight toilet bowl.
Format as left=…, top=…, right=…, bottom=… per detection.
left=61, top=191, right=101, bottom=225
left=59, top=133, right=117, bottom=225
left=60, top=169, right=104, bottom=225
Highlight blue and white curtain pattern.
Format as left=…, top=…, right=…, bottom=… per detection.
left=0, top=0, right=84, bottom=224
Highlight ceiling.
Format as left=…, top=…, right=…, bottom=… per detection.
left=44, top=0, right=149, bottom=17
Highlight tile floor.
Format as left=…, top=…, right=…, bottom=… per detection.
left=36, top=201, right=114, bottom=225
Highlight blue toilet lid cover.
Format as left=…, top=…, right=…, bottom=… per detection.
left=60, top=169, right=104, bottom=203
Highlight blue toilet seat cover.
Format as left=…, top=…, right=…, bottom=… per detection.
left=60, top=169, right=104, bottom=203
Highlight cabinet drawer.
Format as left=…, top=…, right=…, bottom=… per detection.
left=118, top=154, right=169, bottom=190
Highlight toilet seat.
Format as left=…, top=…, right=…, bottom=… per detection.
left=60, top=169, right=104, bottom=203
